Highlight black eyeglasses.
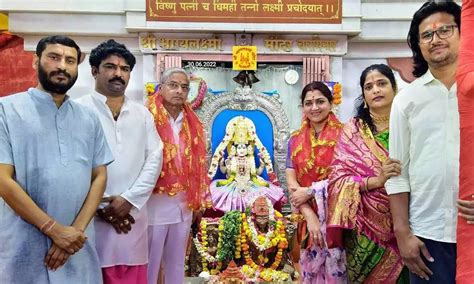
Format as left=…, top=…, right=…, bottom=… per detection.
left=165, top=82, right=190, bottom=92
left=419, top=24, right=458, bottom=44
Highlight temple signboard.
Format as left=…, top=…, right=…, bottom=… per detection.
left=139, top=33, right=346, bottom=55
left=146, top=0, right=342, bottom=24
left=261, top=37, right=338, bottom=53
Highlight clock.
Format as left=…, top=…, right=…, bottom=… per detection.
left=284, top=69, right=299, bottom=85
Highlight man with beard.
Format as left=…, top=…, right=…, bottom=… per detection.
left=0, top=35, right=113, bottom=283
left=76, top=39, right=163, bottom=284
left=386, top=1, right=470, bottom=283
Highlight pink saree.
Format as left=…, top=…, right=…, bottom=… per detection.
left=327, top=118, right=406, bottom=283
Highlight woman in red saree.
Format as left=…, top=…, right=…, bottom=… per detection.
left=286, top=81, right=346, bottom=283
left=327, top=64, right=408, bottom=283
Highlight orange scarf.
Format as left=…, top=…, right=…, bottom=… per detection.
left=290, top=112, right=343, bottom=248
left=290, top=112, right=343, bottom=187
left=147, top=93, right=211, bottom=211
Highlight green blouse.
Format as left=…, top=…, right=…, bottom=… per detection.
left=374, top=129, right=389, bottom=150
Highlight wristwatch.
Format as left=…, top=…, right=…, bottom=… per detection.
left=305, top=187, right=314, bottom=196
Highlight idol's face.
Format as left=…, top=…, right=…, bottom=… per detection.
left=236, top=143, right=248, bottom=157
left=255, top=215, right=269, bottom=229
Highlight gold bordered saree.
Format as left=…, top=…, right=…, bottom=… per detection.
left=327, top=118, right=408, bottom=283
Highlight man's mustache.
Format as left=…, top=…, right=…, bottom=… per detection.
left=50, top=70, right=71, bottom=79
left=109, top=77, right=125, bottom=85
left=429, top=44, right=447, bottom=52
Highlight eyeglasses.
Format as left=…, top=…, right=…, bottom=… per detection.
left=419, top=24, right=457, bottom=44
left=165, top=82, right=190, bottom=92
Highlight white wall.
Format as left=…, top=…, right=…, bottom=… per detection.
left=2, top=0, right=442, bottom=116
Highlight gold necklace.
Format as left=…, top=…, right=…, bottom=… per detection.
left=370, top=113, right=389, bottom=123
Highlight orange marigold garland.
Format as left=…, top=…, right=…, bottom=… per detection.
left=332, top=82, right=342, bottom=105
left=240, top=210, right=289, bottom=282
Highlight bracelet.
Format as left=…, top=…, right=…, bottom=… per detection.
left=40, top=218, right=57, bottom=234
left=365, top=177, right=370, bottom=191
left=290, top=213, right=304, bottom=223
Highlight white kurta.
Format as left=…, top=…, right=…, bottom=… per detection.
left=76, top=92, right=163, bottom=267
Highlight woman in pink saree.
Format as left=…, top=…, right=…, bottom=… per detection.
left=327, top=64, right=409, bottom=283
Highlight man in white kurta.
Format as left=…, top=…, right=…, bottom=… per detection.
left=76, top=39, right=163, bottom=284
left=146, top=68, right=211, bottom=284
left=0, top=35, right=113, bottom=284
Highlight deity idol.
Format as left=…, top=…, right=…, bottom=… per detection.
left=240, top=196, right=291, bottom=282
left=208, top=116, right=285, bottom=212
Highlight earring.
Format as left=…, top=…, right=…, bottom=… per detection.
left=363, top=100, right=368, bottom=109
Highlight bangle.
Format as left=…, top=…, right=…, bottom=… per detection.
left=365, top=177, right=370, bottom=191
left=40, top=218, right=57, bottom=234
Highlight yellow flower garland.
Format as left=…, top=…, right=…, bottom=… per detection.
left=195, top=211, right=289, bottom=280
left=332, top=82, right=342, bottom=105
left=195, top=219, right=222, bottom=275
left=239, top=212, right=289, bottom=281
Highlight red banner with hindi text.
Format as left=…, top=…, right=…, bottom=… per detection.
left=146, top=0, right=342, bottom=24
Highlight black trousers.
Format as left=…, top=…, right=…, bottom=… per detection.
left=409, top=236, right=456, bottom=284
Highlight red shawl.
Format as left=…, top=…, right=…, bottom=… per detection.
left=147, top=93, right=211, bottom=211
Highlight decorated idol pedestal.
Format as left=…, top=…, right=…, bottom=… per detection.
left=188, top=196, right=294, bottom=283
left=186, top=86, right=297, bottom=282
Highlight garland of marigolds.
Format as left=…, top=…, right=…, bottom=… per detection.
left=193, top=212, right=244, bottom=275
left=240, top=210, right=290, bottom=282
left=193, top=209, right=289, bottom=281
left=193, top=219, right=222, bottom=275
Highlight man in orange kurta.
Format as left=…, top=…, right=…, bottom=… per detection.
left=456, top=1, right=474, bottom=283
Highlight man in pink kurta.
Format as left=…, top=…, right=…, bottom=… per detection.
left=456, top=1, right=474, bottom=283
